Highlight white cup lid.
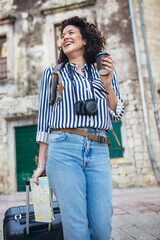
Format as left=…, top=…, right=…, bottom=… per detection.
left=99, top=69, right=109, bottom=75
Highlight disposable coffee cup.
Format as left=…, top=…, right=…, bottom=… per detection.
left=96, top=52, right=110, bottom=75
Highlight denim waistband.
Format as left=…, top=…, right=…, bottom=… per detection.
left=50, top=127, right=107, bottom=138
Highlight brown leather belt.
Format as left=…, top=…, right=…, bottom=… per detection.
left=50, top=128, right=111, bottom=146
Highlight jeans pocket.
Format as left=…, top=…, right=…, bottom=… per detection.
left=49, top=131, right=68, bottom=143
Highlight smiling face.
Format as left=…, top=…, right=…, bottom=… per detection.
left=61, top=25, right=86, bottom=60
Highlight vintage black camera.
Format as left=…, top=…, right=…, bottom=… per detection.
left=75, top=99, right=98, bottom=115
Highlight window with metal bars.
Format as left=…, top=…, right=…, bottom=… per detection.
left=0, top=36, right=7, bottom=80
left=54, top=24, right=62, bottom=63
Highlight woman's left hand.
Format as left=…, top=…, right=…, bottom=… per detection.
left=95, top=55, right=114, bottom=90
left=95, top=55, right=117, bottom=112
left=100, top=55, right=114, bottom=89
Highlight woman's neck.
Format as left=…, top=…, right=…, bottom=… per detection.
left=69, top=56, right=86, bottom=72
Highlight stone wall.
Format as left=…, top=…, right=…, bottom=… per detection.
left=0, top=0, right=160, bottom=193
left=111, top=0, right=160, bottom=187
left=133, top=0, right=160, bottom=170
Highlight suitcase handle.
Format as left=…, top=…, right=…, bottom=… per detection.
left=26, top=179, right=30, bottom=235
left=25, top=223, right=51, bottom=236
left=26, top=179, right=52, bottom=235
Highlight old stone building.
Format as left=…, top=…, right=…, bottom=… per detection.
left=0, top=0, right=160, bottom=193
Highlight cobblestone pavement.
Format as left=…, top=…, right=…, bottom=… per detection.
left=111, top=186, right=160, bottom=240
left=1, top=186, right=160, bottom=240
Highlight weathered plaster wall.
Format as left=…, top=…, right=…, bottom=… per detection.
left=99, top=0, right=138, bottom=81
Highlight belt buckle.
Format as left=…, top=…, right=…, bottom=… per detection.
left=98, top=136, right=104, bottom=143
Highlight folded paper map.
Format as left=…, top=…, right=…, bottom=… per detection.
left=30, top=176, right=54, bottom=222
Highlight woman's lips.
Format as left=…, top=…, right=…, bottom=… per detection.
left=64, top=41, right=73, bottom=47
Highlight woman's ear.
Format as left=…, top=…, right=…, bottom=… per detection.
left=83, top=39, right=87, bottom=46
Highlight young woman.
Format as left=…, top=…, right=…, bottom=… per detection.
left=33, top=16, right=124, bottom=240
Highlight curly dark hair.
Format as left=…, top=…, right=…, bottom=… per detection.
left=58, top=16, right=105, bottom=64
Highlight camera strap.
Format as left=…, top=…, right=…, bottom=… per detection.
left=49, top=62, right=65, bottom=107
left=68, top=63, right=96, bottom=101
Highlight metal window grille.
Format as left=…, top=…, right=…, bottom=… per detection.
left=0, top=57, right=7, bottom=80
left=54, top=24, right=62, bottom=64
left=0, top=36, right=7, bottom=80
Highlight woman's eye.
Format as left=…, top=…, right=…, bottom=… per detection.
left=61, top=31, right=75, bottom=39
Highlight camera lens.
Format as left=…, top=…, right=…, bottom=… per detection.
left=84, top=99, right=98, bottom=115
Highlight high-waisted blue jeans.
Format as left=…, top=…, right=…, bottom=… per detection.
left=46, top=128, right=113, bottom=240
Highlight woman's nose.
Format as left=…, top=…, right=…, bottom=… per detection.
left=63, top=33, right=69, bottom=40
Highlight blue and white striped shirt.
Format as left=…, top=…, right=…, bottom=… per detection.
left=36, top=63, right=124, bottom=144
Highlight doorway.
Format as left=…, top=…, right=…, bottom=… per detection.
left=15, top=125, right=39, bottom=191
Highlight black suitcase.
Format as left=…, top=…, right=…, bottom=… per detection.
left=3, top=179, right=63, bottom=240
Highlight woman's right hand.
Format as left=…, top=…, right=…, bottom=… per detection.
left=32, top=166, right=46, bottom=185
left=33, top=142, right=48, bottom=184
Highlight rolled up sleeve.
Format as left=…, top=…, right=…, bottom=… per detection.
left=36, top=67, right=51, bottom=144
left=109, top=68, right=124, bottom=121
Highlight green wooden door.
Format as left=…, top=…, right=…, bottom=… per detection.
left=15, top=125, right=39, bottom=191
left=106, top=121, right=124, bottom=158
